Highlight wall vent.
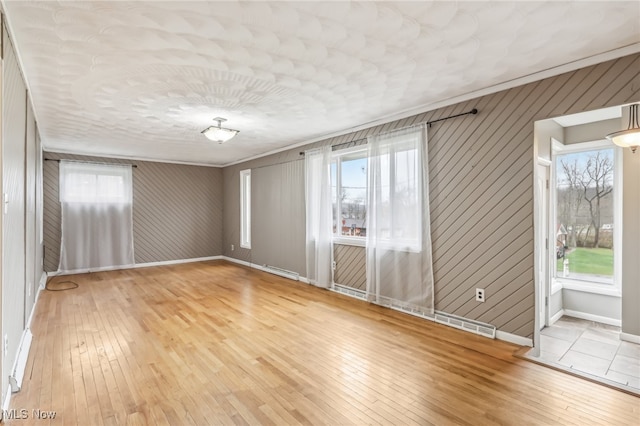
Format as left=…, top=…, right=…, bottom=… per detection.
left=262, top=265, right=299, bottom=281
left=332, top=284, right=367, bottom=301
left=434, top=312, right=496, bottom=339
left=331, top=286, right=496, bottom=340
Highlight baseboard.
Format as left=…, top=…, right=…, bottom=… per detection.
left=9, top=329, right=33, bottom=393
left=221, top=256, right=252, bottom=268
left=495, top=330, right=533, bottom=347
left=221, top=256, right=310, bottom=283
left=132, top=256, right=222, bottom=269
left=550, top=309, right=564, bottom=326
left=47, top=256, right=224, bottom=276
left=563, top=309, right=621, bottom=327
left=620, top=332, right=640, bottom=344
left=3, top=385, right=11, bottom=412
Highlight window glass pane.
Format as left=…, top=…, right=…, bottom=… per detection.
left=331, top=162, right=337, bottom=234
left=60, top=163, right=131, bottom=203
left=555, top=148, right=614, bottom=284
left=339, top=155, right=367, bottom=237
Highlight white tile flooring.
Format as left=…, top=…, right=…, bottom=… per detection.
left=532, top=316, right=639, bottom=393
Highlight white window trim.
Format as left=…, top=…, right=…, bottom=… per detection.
left=332, top=146, right=367, bottom=245
left=240, top=169, right=251, bottom=249
left=551, top=138, right=621, bottom=291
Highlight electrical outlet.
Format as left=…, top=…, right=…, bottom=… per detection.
left=332, top=261, right=337, bottom=270
left=4, top=334, right=8, bottom=357
left=475, top=288, right=486, bottom=303
left=231, top=244, right=235, bottom=251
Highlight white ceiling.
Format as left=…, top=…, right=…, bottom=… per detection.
left=3, top=1, right=640, bottom=166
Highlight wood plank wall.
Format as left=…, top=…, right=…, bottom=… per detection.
left=224, top=54, right=640, bottom=339
left=42, top=153, right=224, bottom=271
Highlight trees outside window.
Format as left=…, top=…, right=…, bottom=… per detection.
left=555, top=147, right=615, bottom=283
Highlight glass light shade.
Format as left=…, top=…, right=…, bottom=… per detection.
left=606, top=128, right=640, bottom=151
left=606, top=103, right=640, bottom=153
left=202, top=126, right=239, bottom=143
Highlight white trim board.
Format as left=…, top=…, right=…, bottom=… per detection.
left=220, top=256, right=311, bottom=284
left=563, top=309, right=621, bottom=327
left=620, top=333, right=640, bottom=344
left=495, top=331, right=533, bottom=347
left=47, top=256, right=224, bottom=276
left=550, top=309, right=564, bottom=326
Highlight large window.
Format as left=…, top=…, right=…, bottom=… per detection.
left=331, top=149, right=367, bottom=242
left=240, top=169, right=251, bottom=249
left=554, top=142, right=619, bottom=285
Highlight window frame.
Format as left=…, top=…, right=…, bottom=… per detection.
left=332, top=146, right=368, bottom=247
left=240, top=169, right=251, bottom=249
left=59, top=162, right=132, bottom=204
left=551, top=139, right=621, bottom=293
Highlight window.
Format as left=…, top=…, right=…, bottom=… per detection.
left=59, top=162, right=131, bottom=203
left=331, top=148, right=367, bottom=243
left=553, top=141, right=619, bottom=286
left=240, top=169, right=251, bottom=249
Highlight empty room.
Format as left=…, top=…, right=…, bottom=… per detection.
left=0, top=1, right=639, bottom=425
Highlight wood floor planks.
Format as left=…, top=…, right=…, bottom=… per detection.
left=6, top=260, right=639, bottom=425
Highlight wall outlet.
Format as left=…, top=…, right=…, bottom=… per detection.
left=4, top=334, right=8, bottom=357
left=332, top=261, right=337, bottom=270
left=475, top=288, right=486, bottom=302
left=231, top=244, right=235, bottom=251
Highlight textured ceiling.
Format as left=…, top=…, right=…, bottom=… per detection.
left=3, top=1, right=640, bottom=166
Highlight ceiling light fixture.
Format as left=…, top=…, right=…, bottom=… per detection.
left=201, top=117, right=239, bottom=143
left=606, top=103, right=640, bottom=153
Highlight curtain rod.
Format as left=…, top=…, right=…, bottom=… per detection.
left=44, top=158, right=137, bottom=168
left=299, top=108, right=478, bottom=156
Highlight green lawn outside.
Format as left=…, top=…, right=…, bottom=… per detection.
left=556, top=247, right=613, bottom=276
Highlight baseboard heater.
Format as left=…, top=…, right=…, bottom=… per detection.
left=434, top=312, right=496, bottom=339
left=262, top=265, right=300, bottom=281
left=333, top=284, right=368, bottom=300
left=332, top=285, right=496, bottom=339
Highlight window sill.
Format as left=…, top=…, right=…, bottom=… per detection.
left=333, top=237, right=366, bottom=247
left=554, top=278, right=621, bottom=297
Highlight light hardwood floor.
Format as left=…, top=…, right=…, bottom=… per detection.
left=7, top=261, right=639, bottom=425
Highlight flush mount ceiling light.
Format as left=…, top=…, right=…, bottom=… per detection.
left=606, top=103, right=640, bottom=153
left=201, top=117, right=239, bottom=143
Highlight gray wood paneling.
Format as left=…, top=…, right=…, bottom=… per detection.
left=334, top=244, right=366, bottom=290
left=42, top=153, right=223, bottom=271
left=251, top=160, right=306, bottom=275
left=24, top=99, right=37, bottom=322
left=1, top=28, right=28, bottom=403
left=222, top=53, right=640, bottom=339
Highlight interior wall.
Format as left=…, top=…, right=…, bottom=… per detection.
left=622, top=146, right=640, bottom=336
left=222, top=53, right=639, bottom=339
left=251, top=160, right=306, bottom=275
left=43, top=153, right=223, bottom=271
left=1, top=26, right=41, bottom=404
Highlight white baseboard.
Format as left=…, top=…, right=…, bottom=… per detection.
left=9, top=329, right=33, bottom=393
left=132, top=256, right=222, bottom=269
left=48, top=256, right=224, bottom=276
left=563, top=309, right=621, bottom=327
left=550, top=309, right=564, bottom=326
left=620, top=332, right=640, bottom=344
left=221, top=256, right=310, bottom=283
left=495, top=330, right=533, bottom=347
left=39, top=271, right=47, bottom=290
left=3, top=385, right=11, bottom=412
left=221, top=256, right=252, bottom=268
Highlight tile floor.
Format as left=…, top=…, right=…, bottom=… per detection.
left=531, top=316, right=639, bottom=393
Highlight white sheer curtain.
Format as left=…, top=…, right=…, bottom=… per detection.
left=305, top=146, right=333, bottom=288
left=366, top=125, right=434, bottom=314
left=58, top=161, right=134, bottom=273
